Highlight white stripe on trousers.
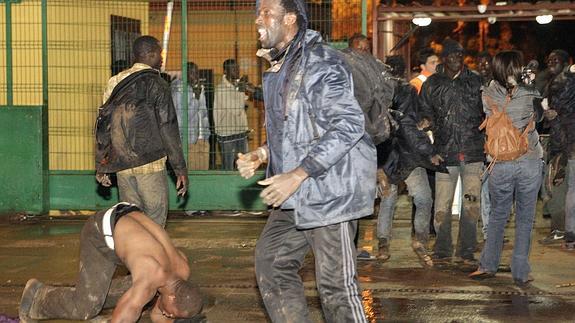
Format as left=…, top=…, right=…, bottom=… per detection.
left=340, top=223, right=367, bottom=323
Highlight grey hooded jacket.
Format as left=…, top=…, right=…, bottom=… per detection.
left=260, top=29, right=377, bottom=230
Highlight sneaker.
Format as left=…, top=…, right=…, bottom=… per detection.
left=376, top=238, right=391, bottom=262
left=357, top=250, right=373, bottom=260
left=562, top=240, right=575, bottom=251
left=538, top=230, right=565, bottom=245
left=19, top=278, right=43, bottom=323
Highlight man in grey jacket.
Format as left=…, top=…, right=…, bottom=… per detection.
left=237, top=0, right=376, bottom=322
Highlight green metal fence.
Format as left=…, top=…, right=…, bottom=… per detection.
left=0, top=0, right=369, bottom=213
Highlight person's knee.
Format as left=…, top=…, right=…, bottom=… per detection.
left=412, top=192, right=433, bottom=211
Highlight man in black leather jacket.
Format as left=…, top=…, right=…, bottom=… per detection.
left=376, top=55, right=443, bottom=267
left=419, top=39, right=485, bottom=269
left=95, top=36, right=188, bottom=227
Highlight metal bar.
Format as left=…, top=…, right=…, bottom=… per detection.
left=42, top=0, right=48, bottom=106
left=41, top=0, right=49, bottom=212
left=5, top=1, right=13, bottom=106
left=181, top=0, right=189, bottom=160
left=361, top=0, right=367, bottom=36
left=0, top=105, right=44, bottom=109
left=379, top=12, right=575, bottom=22
left=379, top=3, right=575, bottom=13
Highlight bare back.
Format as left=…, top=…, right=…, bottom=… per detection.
left=112, top=212, right=190, bottom=285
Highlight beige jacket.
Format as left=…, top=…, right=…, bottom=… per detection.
left=213, top=75, right=249, bottom=136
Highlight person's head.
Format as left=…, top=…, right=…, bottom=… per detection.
left=186, top=62, right=199, bottom=85
left=157, top=279, right=203, bottom=319
left=223, top=59, right=239, bottom=81
left=385, top=55, right=406, bottom=78
left=416, top=48, right=439, bottom=74
left=441, top=39, right=465, bottom=76
left=547, top=49, right=569, bottom=76
left=492, top=50, right=524, bottom=93
left=255, top=0, right=304, bottom=50
left=348, top=33, right=370, bottom=53
left=476, top=51, right=493, bottom=81
left=133, top=36, right=162, bottom=70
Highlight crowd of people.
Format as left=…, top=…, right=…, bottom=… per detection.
left=16, top=0, right=575, bottom=322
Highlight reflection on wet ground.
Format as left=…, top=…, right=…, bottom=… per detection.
left=1, top=210, right=575, bottom=322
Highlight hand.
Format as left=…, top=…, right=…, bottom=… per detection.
left=176, top=175, right=188, bottom=197
left=553, top=177, right=564, bottom=186
left=430, top=154, right=444, bottom=166
left=417, top=118, right=431, bottom=131
left=376, top=169, right=390, bottom=198
left=237, top=147, right=267, bottom=179
left=544, top=109, right=558, bottom=120
left=96, top=173, right=112, bottom=187
left=258, top=168, right=308, bottom=207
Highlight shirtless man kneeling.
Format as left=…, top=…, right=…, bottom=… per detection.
left=19, top=202, right=202, bottom=323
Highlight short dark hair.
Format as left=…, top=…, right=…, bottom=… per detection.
left=492, top=50, right=523, bottom=93
left=416, top=48, right=436, bottom=66
left=477, top=51, right=492, bottom=62
left=173, top=279, right=203, bottom=318
left=385, top=55, right=406, bottom=78
left=187, top=61, right=198, bottom=72
left=549, top=49, right=569, bottom=64
left=223, top=58, right=236, bottom=72
left=133, top=35, right=161, bottom=60
left=348, top=33, right=367, bottom=48
left=279, top=0, right=305, bottom=29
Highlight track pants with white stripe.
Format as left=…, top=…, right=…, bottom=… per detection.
left=255, top=209, right=367, bottom=323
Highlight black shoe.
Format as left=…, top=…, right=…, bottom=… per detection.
left=19, top=279, right=43, bottom=323
left=542, top=213, right=551, bottom=219
left=513, top=276, right=534, bottom=288
left=538, top=230, right=565, bottom=245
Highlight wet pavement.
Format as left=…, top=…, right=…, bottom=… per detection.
left=1, top=198, right=575, bottom=322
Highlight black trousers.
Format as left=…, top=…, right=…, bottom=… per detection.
left=255, top=209, right=367, bottom=323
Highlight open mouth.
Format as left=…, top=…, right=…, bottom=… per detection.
left=257, top=28, right=267, bottom=41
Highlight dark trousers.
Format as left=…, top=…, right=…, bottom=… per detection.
left=255, top=209, right=367, bottom=323
left=434, top=162, right=483, bottom=260
left=29, top=213, right=121, bottom=320
left=218, top=133, right=248, bottom=170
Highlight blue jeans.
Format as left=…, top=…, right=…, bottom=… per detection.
left=481, top=174, right=491, bottom=240
left=377, top=167, right=433, bottom=243
left=434, top=162, right=483, bottom=260
left=565, top=160, right=575, bottom=242
left=479, top=157, right=542, bottom=282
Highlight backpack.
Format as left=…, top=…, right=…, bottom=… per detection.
left=95, top=69, right=157, bottom=172
left=479, top=94, right=534, bottom=172
left=340, top=49, right=396, bottom=145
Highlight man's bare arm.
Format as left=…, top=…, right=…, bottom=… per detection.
left=112, top=281, right=158, bottom=323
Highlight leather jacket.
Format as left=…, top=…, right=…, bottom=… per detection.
left=95, top=69, right=187, bottom=176
left=420, top=66, right=485, bottom=165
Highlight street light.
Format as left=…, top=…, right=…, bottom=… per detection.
left=412, top=15, right=432, bottom=27
left=536, top=14, right=553, bottom=24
